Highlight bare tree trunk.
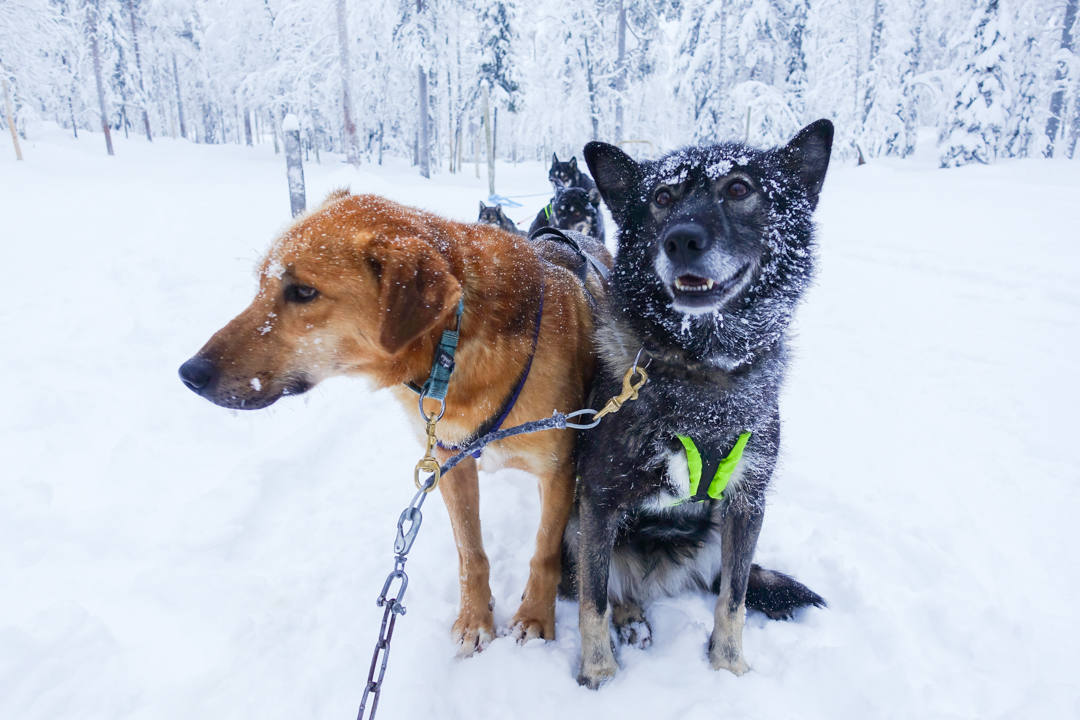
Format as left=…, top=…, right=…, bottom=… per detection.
left=613, top=0, right=627, bottom=144
left=2, top=74, right=23, bottom=161
left=417, top=66, right=431, bottom=177
left=582, top=38, right=600, bottom=140
left=483, top=86, right=495, bottom=196
left=1068, top=81, right=1080, bottom=159
left=283, top=114, right=306, bottom=217
left=446, top=66, right=454, bottom=173
left=861, top=0, right=884, bottom=129
left=456, top=120, right=463, bottom=173
left=1045, top=0, right=1078, bottom=157
left=87, top=0, right=114, bottom=156
left=244, top=107, right=253, bottom=146
left=270, top=108, right=280, bottom=153
left=125, top=0, right=151, bottom=141
left=172, top=54, right=186, bottom=139
left=377, top=120, right=384, bottom=165
left=336, top=0, right=360, bottom=165
left=69, top=94, right=78, bottom=139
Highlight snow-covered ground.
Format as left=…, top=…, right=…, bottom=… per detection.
left=2, top=126, right=1079, bottom=720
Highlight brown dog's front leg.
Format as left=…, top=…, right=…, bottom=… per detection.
left=437, top=455, right=495, bottom=656
left=511, top=455, right=576, bottom=642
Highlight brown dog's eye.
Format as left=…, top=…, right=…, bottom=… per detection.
left=654, top=189, right=673, bottom=207
left=725, top=180, right=751, bottom=199
left=284, top=284, right=319, bottom=303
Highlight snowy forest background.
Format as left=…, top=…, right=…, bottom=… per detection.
left=1, top=0, right=1078, bottom=176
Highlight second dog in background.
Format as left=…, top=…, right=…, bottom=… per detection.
left=477, top=201, right=523, bottom=234
left=528, top=186, right=605, bottom=243
left=549, top=153, right=597, bottom=193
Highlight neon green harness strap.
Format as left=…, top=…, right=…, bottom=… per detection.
left=543, top=203, right=553, bottom=220
left=673, top=431, right=752, bottom=505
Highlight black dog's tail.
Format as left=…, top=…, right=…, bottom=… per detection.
left=744, top=564, right=826, bottom=620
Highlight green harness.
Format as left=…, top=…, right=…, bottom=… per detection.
left=670, top=431, right=752, bottom=506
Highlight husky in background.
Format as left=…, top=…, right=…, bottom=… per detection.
left=477, top=201, right=522, bottom=234
left=528, top=186, right=605, bottom=243
left=549, top=153, right=597, bottom=193
left=567, top=120, right=834, bottom=689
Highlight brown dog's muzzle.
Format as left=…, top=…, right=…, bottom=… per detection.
left=177, top=352, right=312, bottom=410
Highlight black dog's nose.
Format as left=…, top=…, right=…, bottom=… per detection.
left=178, top=356, right=217, bottom=393
left=662, top=223, right=712, bottom=265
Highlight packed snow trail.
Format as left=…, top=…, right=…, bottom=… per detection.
left=2, top=127, right=1078, bottom=719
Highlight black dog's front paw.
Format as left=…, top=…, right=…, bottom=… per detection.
left=577, top=656, right=618, bottom=689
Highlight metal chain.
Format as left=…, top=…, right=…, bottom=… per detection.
left=356, top=476, right=432, bottom=720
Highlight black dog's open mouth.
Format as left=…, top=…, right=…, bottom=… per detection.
left=671, top=263, right=751, bottom=307
left=674, top=274, right=715, bottom=293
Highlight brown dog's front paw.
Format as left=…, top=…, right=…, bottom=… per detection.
left=509, top=606, right=555, bottom=643
left=451, top=609, right=495, bottom=657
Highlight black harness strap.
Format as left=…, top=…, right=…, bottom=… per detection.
left=527, top=226, right=611, bottom=283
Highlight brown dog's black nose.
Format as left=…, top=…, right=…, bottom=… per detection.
left=663, top=223, right=712, bottom=265
left=179, top=356, right=217, bottom=393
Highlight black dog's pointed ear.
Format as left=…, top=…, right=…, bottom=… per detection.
left=584, top=141, right=640, bottom=221
left=552, top=152, right=559, bottom=164
left=479, top=201, right=486, bottom=213
left=781, top=119, right=833, bottom=202
left=587, top=187, right=601, bottom=207
left=569, top=156, right=578, bottom=171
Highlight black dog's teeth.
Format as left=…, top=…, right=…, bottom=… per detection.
left=675, top=275, right=715, bottom=293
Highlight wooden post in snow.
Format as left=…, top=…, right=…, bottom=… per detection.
left=2, top=74, right=23, bottom=161
left=283, top=113, right=306, bottom=218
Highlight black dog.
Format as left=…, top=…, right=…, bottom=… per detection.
left=527, top=186, right=605, bottom=243
left=477, top=201, right=522, bottom=234
left=549, top=153, right=597, bottom=193
left=567, top=120, right=834, bottom=689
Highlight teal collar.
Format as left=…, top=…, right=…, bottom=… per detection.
left=405, top=298, right=465, bottom=405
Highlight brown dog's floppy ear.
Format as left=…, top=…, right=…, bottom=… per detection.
left=372, top=237, right=462, bottom=355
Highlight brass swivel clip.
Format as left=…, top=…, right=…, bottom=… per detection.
left=593, top=365, right=649, bottom=421
left=414, top=415, right=442, bottom=492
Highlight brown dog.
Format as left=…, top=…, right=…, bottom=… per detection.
left=179, top=190, right=609, bottom=654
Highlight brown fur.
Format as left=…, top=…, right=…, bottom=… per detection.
left=183, top=191, right=610, bottom=653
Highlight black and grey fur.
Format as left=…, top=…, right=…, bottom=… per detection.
left=568, top=120, right=834, bottom=689
left=527, top=186, right=605, bottom=243
left=549, top=153, right=597, bottom=193
left=477, top=201, right=523, bottom=234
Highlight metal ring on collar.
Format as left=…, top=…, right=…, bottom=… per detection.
left=417, top=391, right=446, bottom=422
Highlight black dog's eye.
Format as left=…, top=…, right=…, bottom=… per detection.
left=284, top=284, right=319, bottom=303
left=654, top=189, right=673, bottom=207
left=725, top=180, right=751, bottom=199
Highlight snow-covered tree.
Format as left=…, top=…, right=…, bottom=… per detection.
left=939, top=0, right=1013, bottom=167
left=1044, top=0, right=1077, bottom=157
